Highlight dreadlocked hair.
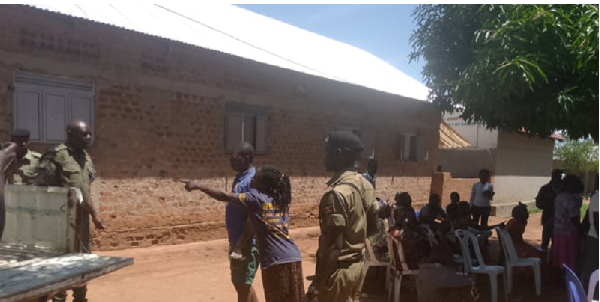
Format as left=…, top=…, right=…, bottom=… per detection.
left=257, top=165, right=292, bottom=212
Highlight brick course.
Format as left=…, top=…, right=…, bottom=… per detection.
left=0, top=5, right=440, bottom=250
left=430, top=171, right=488, bottom=208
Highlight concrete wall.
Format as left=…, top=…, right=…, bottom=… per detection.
left=0, top=5, right=439, bottom=250
left=438, top=131, right=554, bottom=216
left=429, top=172, right=478, bottom=207
left=493, top=132, right=554, bottom=205
left=438, top=148, right=496, bottom=178
left=443, top=111, right=498, bottom=149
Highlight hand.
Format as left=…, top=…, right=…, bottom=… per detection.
left=93, top=218, right=105, bottom=230
left=306, top=282, right=318, bottom=302
left=180, top=180, right=199, bottom=192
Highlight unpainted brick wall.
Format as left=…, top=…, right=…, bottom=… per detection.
left=430, top=172, right=478, bottom=208
left=0, top=5, right=440, bottom=250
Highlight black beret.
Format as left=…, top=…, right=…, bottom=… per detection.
left=325, top=131, right=364, bottom=152
left=11, top=129, right=31, bottom=138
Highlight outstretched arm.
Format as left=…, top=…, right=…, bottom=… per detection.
left=1, top=142, right=17, bottom=173
left=181, top=180, right=243, bottom=205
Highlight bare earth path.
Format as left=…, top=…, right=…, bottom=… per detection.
left=79, top=213, right=565, bottom=302
left=85, top=227, right=320, bottom=302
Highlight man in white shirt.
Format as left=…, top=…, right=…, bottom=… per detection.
left=582, top=174, right=598, bottom=300
left=470, top=169, right=495, bottom=227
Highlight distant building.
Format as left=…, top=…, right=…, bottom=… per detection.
left=440, top=110, right=559, bottom=216
left=443, top=110, right=498, bottom=149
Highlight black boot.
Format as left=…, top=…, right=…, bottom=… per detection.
left=73, top=286, right=88, bottom=302
left=51, top=292, right=67, bottom=302
left=37, top=295, right=49, bottom=302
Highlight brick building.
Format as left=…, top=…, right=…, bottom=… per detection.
left=0, top=5, right=440, bottom=250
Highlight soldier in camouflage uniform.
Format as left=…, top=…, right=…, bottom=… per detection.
left=36, top=120, right=104, bottom=302
left=309, top=131, right=379, bottom=302
left=5, top=129, right=41, bottom=185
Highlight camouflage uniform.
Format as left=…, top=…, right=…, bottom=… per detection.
left=315, top=169, right=379, bottom=302
left=6, top=150, right=41, bottom=185
left=36, top=143, right=95, bottom=302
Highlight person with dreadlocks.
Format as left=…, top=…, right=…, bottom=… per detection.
left=181, top=165, right=305, bottom=302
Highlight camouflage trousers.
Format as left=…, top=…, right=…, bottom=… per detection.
left=317, top=261, right=364, bottom=302
left=52, top=209, right=91, bottom=302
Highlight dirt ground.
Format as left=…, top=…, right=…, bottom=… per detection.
left=78, top=213, right=568, bottom=302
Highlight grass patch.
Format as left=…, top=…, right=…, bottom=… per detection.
left=528, top=207, right=543, bottom=214
left=526, top=203, right=588, bottom=218
left=527, top=203, right=590, bottom=219
left=581, top=203, right=589, bottom=219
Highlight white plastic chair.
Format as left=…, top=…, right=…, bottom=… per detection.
left=495, top=226, right=541, bottom=296
left=358, top=238, right=391, bottom=293
left=385, top=233, right=397, bottom=301
left=389, top=233, right=419, bottom=302
left=455, top=229, right=506, bottom=302
left=589, top=269, right=599, bottom=302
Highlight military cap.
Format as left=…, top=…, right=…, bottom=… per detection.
left=11, top=129, right=31, bottom=138
left=325, top=131, right=364, bottom=151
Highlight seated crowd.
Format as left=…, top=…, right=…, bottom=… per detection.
left=367, top=171, right=598, bottom=301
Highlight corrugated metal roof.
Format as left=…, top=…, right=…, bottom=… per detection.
left=439, top=121, right=473, bottom=149
left=28, top=3, right=430, bottom=101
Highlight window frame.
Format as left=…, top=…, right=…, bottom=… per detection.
left=223, top=101, right=269, bottom=155
left=13, top=72, right=95, bottom=144
left=397, top=133, right=418, bottom=162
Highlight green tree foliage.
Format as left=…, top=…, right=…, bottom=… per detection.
left=554, top=137, right=599, bottom=173
left=410, top=4, right=599, bottom=141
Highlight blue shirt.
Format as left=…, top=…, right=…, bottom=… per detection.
left=236, top=191, right=302, bottom=268
left=226, top=166, right=256, bottom=244
left=362, top=172, right=376, bottom=190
